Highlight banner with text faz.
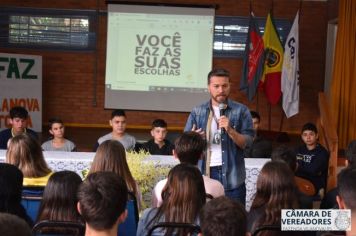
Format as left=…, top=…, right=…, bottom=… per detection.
left=0, top=53, right=42, bottom=132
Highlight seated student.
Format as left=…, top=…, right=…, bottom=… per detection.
left=0, top=106, right=38, bottom=149
left=6, top=133, right=52, bottom=186
left=244, top=111, right=272, bottom=158
left=271, top=145, right=313, bottom=209
left=89, top=140, right=142, bottom=209
left=137, top=163, right=206, bottom=236
left=140, top=119, right=174, bottom=155
left=199, top=196, right=247, bottom=236
left=36, top=171, right=82, bottom=223
left=320, top=140, right=356, bottom=209
left=0, top=163, right=32, bottom=226
left=95, top=109, right=136, bottom=151
left=0, top=213, right=32, bottom=236
left=151, top=131, right=224, bottom=207
left=41, top=118, right=76, bottom=152
left=295, top=122, right=329, bottom=195
left=77, top=172, right=128, bottom=236
left=247, top=161, right=302, bottom=236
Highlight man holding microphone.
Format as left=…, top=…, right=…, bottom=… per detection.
left=184, top=68, right=254, bottom=205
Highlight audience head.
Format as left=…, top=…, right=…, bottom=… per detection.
left=174, top=131, right=207, bottom=165
left=9, top=106, right=29, bottom=134
left=345, top=140, right=356, bottom=168
left=207, top=68, right=230, bottom=84
left=90, top=140, right=137, bottom=195
left=0, top=163, right=32, bottom=225
left=150, top=119, right=168, bottom=143
left=0, top=213, right=32, bottom=236
left=110, top=109, right=127, bottom=135
left=200, top=196, right=247, bottom=236
left=271, top=145, right=297, bottom=172
left=337, top=167, right=356, bottom=211
left=0, top=163, right=25, bottom=220
left=159, top=163, right=206, bottom=224
left=48, top=117, right=65, bottom=139
left=252, top=161, right=298, bottom=226
left=6, top=133, right=51, bottom=178
left=77, top=171, right=128, bottom=231
left=0, top=163, right=23, bottom=212
left=301, top=122, right=318, bottom=146
left=37, top=171, right=82, bottom=222
left=250, top=111, right=261, bottom=131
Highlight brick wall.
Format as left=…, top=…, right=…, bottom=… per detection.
left=0, top=0, right=336, bottom=133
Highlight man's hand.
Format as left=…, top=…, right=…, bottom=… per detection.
left=191, top=124, right=206, bottom=138
left=219, top=116, right=246, bottom=148
left=218, top=115, right=230, bottom=131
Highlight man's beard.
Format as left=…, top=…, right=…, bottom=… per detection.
left=212, top=94, right=228, bottom=104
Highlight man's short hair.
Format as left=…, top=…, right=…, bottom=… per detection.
left=200, top=196, right=247, bottom=236
left=271, top=145, right=297, bottom=171
left=48, top=117, right=64, bottom=127
left=151, top=119, right=167, bottom=129
left=345, top=140, right=356, bottom=168
left=111, top=109, right=126, bottom=119
left=207, top=68, right=230, bottom=84
left=0, top=213, right=31, bottom=236
left=337, top=167, right=356, bottom=211
left=9, top=106, right=28, bottom=119
left=77, top=172, right=128, bottom=231
left=250, top=110, right=260, bottom=122
left=174, top=131, right=206, bottom=165
left=301, top=122, right=318, bottom=134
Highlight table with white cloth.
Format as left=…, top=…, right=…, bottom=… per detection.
left=0, top=150, right=269, bottom=210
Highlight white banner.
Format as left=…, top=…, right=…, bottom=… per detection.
left=281, top=11, right=299, bottom=118
left=0, top=53, right=42, bottom=132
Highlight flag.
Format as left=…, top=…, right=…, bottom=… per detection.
left=240, top=12, right=265, bottom=101
left=282, top=11, right=299, bottom=118
left=261, top=13, right=284, bottom=105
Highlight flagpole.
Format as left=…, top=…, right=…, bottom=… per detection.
left=268, top=103, right=271, bottom=131
left=279, top=102, right=284, bottom=132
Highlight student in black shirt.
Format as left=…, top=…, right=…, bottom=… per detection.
left=141, top=119, right=174, bottom=155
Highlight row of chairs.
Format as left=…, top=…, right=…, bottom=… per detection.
left=22, top=186, right=283, bottom=236
left=32, top=221, right=280, bottom=236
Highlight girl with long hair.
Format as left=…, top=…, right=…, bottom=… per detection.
left=36, top=171, right=82, bottom=223
left=248, top=161, right=301, bottom=236
left=136, top=163, right=206, bottom=236
left=6, top=133, right=52, bottom=186
left=89, top=140, right=141, bottom=207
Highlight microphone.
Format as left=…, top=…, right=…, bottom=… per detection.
left=218, top=103, right=227, bottom=134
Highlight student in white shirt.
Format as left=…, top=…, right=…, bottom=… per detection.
left=151, top=131, right=225, bottom=207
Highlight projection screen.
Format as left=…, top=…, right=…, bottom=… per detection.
left=105, top=4, right=215, bottom=112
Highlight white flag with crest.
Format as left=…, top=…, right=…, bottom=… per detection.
left=281, top=11, right=299, bottom=118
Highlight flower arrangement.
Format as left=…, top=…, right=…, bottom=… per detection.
left=126, top=150, right=170, bottom=210
left=81, top=150, right=171, bottom=210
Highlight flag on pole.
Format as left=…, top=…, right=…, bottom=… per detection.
left=282, top=11, right=299, bottom=118
left=261, top=13, right=284, bottom=105
left=240, top=12, right=265, bottom=101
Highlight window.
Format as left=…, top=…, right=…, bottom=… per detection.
left=0, top=7, right=96, bottom=51
left=214, top=16, right=292, bottom=58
